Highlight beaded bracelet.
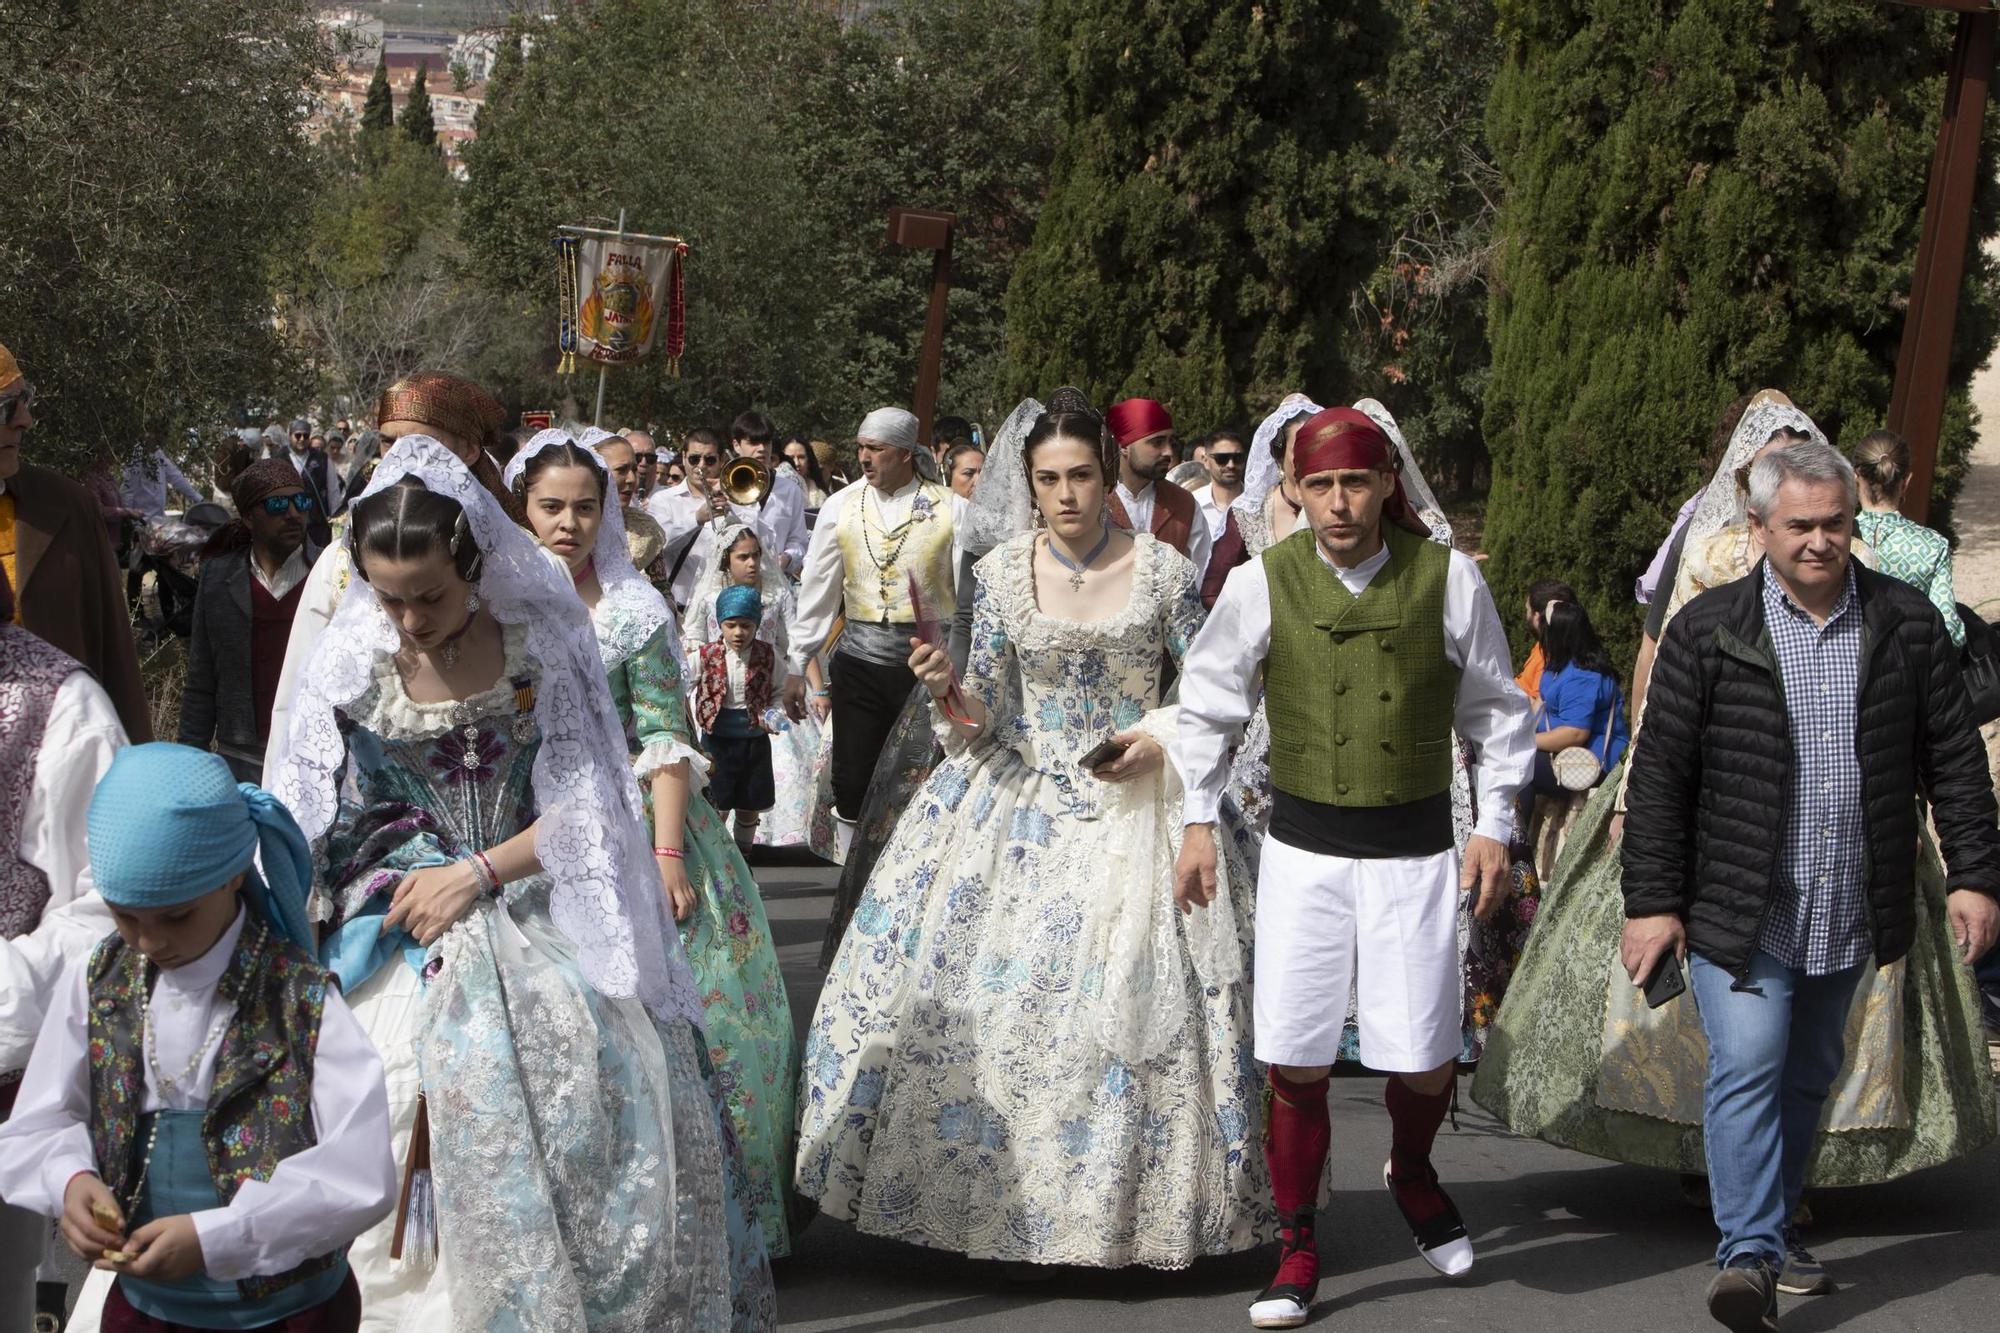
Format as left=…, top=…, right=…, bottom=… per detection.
left=654, top=846, right=685, bottom=860
left=468, top=851, right=502, bottom=898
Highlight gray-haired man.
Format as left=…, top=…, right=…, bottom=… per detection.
left=1620, top=439, right=2000, bottom=1332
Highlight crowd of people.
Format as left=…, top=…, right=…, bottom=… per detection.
left=0, top=337, right=1997, bottom=1333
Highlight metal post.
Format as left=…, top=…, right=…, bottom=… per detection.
left=1885, top=10, right=1995, bottom=522
left=593, top=207, right=626, bottom=428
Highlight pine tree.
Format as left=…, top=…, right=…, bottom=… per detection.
left=1481, top=1, right=2000, bottom=664
left=359, top=54, right=394, bottom=140
left=1004, top=1, right=1397, bottom=429
left=402, top=64, right=437, bottom=148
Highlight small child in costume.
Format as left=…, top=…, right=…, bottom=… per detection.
left=0, top=744, right=395, bottom=1333
left=692, top=584, right=784, bottom=848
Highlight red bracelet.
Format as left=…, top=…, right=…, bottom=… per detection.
left=472, top=851, right=502, bottom=897
left=654, top=846, right=684, bottom=860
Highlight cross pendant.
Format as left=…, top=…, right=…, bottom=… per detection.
left=1067, top=570, right=1084, bottom=592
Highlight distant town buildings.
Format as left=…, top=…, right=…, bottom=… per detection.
left=311, top=8, right=504, bottom=177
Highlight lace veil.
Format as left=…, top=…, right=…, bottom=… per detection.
left=1682, top=390, right=1827, bottom=550
left=1354, top=397, right=1453, bottom=545
left=1235, top=392, right=1325, bottom=522
left=960, top=397, right=1047, bottom=556
left=686, top=520, right=793, bottom=628
left=502, top=427, right=674, bottom=668
left=270, top=435, right=701, bottom=1026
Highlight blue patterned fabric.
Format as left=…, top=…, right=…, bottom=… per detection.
left=89, top=742, right=315, bottom=950
left=1756, top=564, right=1869, bottom=975
left=716, top=584, right=762, bottom=625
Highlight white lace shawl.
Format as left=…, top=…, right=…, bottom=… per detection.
left=270, top=435, right=702, bottom=1026
left=502, top=427, right=674, bottom=668
left=683, top=521, right=793, bottom=648
left=959, top=397, right=1046, bottom=555
left=1234, top=392, right=1325, bottom=525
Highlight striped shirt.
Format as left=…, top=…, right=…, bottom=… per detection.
left=1756, top=563, right=1870, bottom=975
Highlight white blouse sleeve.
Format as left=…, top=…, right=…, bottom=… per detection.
left=1442, top=550, right=1535, bottom=843
left=1171, top=559, right=1272, bottom=824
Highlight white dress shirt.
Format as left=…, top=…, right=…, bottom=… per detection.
left=0, top=906, right=396, bottom=1281
left=1116, top=478, right=1213, bottom=584
left=787, top=476, right=969, bottom=675
left=646, top=477, right=803, bottom=607
left=1173, top=537, right=1534, bottom=843
left=249, top=547, right=310, bottom=602
left=0, top=673, right=126, bottom=1076
left=1194, top=484, right=1236, bottom=541
left=119, top=452, right=203, bottom=521
left=719, top=641, right=787, bottom=709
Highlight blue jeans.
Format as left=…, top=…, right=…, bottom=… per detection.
left=1688, top=948, right=1867, bottom=1268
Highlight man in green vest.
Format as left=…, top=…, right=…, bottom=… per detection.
left=1172, top=406, right=1534, bottom=1330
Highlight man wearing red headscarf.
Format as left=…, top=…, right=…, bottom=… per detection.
left=1105, top=398, right=1212, bottom=577
left=1170, top=406, right=1533, bottom=1329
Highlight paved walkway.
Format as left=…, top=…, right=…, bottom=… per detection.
left=757, top=852, right=1999, bottom=1333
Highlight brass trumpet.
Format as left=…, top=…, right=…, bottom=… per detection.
left=721, top=456, right=771, bottom=507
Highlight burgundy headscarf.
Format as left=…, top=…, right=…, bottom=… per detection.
left=1106, top=398, right=1172, bottom=446
left=1290, top=407, right=1429, bottom=536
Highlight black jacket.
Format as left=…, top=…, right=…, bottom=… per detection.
left=1622, top=558, right=2000, bottom=976
left=177, top=541, right=320, bottom=782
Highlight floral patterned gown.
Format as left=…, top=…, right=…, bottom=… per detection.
left=314, top=622, right=774, bottom=1332
left=796, top=532, right=1273, bottom=1268
left=601, top=604, right=802, bottom=1255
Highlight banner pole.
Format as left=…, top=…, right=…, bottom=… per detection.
left=593, top=207, right=626, bottom=427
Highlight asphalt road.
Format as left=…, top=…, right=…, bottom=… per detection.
left=756, top=849, right=2000, bottom=1333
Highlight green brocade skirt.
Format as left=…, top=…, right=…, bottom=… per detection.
left=1470, top=760, right=1994, bottom=1185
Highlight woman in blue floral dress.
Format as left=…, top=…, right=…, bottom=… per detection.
left=796, top=396, right=1269, bottom=1268
left=507, top=432, right=802, bottom=1257
left=270, top=437, right=775, bottom=1330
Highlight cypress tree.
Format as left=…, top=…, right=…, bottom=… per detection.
left=360, top=54, right=394, bottom=139
left=1004, top=1, right=1397, bottom=428
left=1482, top=1, right=2000, bottom=663
left=402, top=64, right=437, bottom=148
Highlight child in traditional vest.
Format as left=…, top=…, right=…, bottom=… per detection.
left=692, top=584, right=783, bottom=848
left=0, top=744, right=394, bottom=1333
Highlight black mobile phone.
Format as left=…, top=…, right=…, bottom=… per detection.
left=1079, top=735, right=1129, bottom=772
left=1643, top=951, right=1687, bottom=1010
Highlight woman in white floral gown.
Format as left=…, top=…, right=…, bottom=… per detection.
left=795, top=393, right=1271, bottom=1269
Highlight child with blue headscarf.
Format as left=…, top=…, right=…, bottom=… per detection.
left=691, top=584, right=783, bottom=842
left=0, top=744, right=394, bottom=1333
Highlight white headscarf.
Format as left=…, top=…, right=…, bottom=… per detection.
left=857, top=407, right=921, bottom=452
left=1235, top=392, right=1326, bottom=523
left=271, top=435, right=701, bottom=1026
left=502, top=427, right=675, bottom=668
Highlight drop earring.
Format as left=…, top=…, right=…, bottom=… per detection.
left=465, top=591, right=482, bottom=615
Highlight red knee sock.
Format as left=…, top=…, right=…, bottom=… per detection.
left=1264, top=1068, right=1331, bottom=1289
left=1384, top=1074, right=1453, bottom=1221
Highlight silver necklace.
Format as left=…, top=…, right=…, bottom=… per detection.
left=1046, top=528, right=1112, bottom=592
left=140, top=917, right=264, bottom=1103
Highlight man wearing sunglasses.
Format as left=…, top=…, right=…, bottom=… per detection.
left=282, top=416, right=339, bottom=546
left=1198, top=428, right=1253, bottom=609
left=179, top=460, right=321, bottom=783
left=0, top=340, right=152, bottom=741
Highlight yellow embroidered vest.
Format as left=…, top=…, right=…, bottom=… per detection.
left=834, top=481, right=956, bottom=624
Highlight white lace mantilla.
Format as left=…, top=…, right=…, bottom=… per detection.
left=270, top=436, right=703, bottom=1028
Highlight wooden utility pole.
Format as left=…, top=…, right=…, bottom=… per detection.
left=888, top=207, right=957, bottom=449
left=1885, top=0, right=1997, bottom=522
